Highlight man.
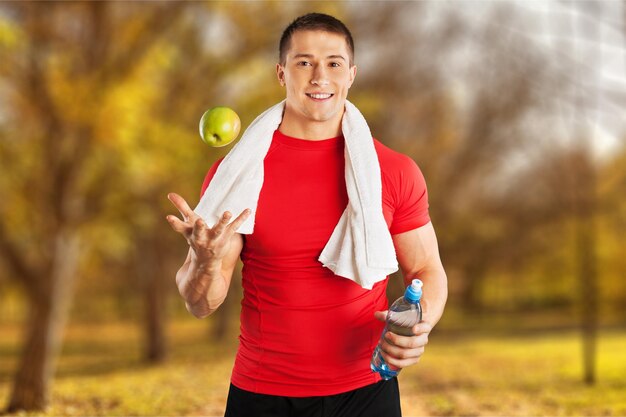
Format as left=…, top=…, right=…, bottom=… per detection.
left=166, top=13, right=447, bottom=417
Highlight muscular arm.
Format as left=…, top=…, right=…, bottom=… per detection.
left=166, top=192, right=250, bottom=319
left=375, top=221, right=448, bottom=370
left=392, top=221, right=448, bottom=328
left=176, top=232, right=243, bottom=318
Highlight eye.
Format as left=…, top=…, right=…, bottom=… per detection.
left=330, top=62, right=341, bottom=68
left=297, top=61, right=312, bottom=66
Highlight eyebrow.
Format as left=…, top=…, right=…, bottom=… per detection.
left=293, top=53, right=347, bottom=61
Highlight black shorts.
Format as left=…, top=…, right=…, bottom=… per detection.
left=224, top=378, right=402, bottom=417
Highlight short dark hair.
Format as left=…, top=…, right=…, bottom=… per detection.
left=279, top=13, right=355, bottom=66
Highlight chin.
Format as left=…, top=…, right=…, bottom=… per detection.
left=307, top=109, right=340, bottom=123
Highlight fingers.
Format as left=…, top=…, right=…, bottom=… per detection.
left=374, top=311, right=387, bottom=323
left=211, top=210, right=234, bottom=237
left=192, top=217, right=209, bottom=244
left=380, top=332, right=428, bottom=369
left=166, top=214, right=189, bottom=235
left=373, top=313, right=431, bottom=369
left=208, top=208, right=252, bottom=235
left=165, top=192, right=252, bottom=243
left=167, top=193, right=195, bottom=221
left=379, top=346, right=424, bottom=369
left=412, top=321, right=433, bottom=336
left=184, top=209, right=251, bottom=244
left=226, top=208, right=252, bottom=233
left=384, top=331, right=429, bottom=349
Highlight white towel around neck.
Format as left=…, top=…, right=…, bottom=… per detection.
left=194, top=99, right=398, bottom=289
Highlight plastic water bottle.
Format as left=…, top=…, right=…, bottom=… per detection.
left=370, top=279, right=423, bottom=380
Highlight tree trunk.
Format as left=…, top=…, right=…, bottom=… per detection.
left=137, top=231, right=167, bottom=363
left=144, top=267, right=167, bottom=363
left=575, top=154, right=598, bottom=386
left=6, top=232, right=80, bottom=412
left=578, top=216, right=598, bottom=385
left=6, top=297, right=54, bottom=412
left=460, top=259, right=487, bottom=313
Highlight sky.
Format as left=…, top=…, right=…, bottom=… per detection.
left=450, top=0, right=626, bottom=157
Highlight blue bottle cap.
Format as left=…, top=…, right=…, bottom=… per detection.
left=404, top=279, right=423, bottom=303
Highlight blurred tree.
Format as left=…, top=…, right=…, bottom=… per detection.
left=350, top=3, right=570, bottom=312
left=0, top=2, right=318, bottom=410
left=0, top=1, right=188, bottom=411
left=350, top=8, right=623, bottom=390
left=571, top=145, right=599, bottom=385
left=599, top=147, right=626, bottom=323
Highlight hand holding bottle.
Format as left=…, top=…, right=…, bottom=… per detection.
left=371, top=279, right=432, bottom=379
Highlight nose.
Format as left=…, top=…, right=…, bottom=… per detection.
left=311, top=65, right=329, bottom=86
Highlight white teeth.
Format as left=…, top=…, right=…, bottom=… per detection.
left=308, top=93, right=332, bottom=99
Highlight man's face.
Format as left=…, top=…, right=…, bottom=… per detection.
left=276, top=30, right=357, bottom=129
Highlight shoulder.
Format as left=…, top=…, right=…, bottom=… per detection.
left=373, top=138, right=428, bottom=208
left=373, top=138, right=423, bottom=178
left=373, top=138, right=430, bottom=233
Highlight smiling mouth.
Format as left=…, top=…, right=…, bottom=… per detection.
left=306, top=93, right=334, bottom=100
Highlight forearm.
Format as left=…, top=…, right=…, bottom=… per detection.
left=176, top=259, right=228, bottom=318
left=405, top=265, right=447, bottom=328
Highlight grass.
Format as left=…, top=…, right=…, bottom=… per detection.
left=400, top=329, right=626, bottom=416
left=1, top=319, right=625, bottom=416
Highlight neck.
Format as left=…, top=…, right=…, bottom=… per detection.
left=278, top=105, right=343, bottom=140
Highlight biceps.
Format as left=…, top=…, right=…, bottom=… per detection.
left=392, top=222, right=440, bottom=275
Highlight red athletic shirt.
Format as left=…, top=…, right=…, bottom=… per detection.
left=200, top=129, right=430, bottom=397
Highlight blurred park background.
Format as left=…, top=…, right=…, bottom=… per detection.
left=0, top=1, right=625, bottom=416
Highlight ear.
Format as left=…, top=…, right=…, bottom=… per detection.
left=348, top=65, right=357, bottom=88
left=276, top=63, right=285, bottom=86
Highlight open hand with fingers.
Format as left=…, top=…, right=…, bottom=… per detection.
left=165, top=193, right=251, bottom=267
left=165, top=192, right=251, bottom=317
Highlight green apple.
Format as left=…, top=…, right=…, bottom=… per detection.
left=199, top=106, right=241, bottom=147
